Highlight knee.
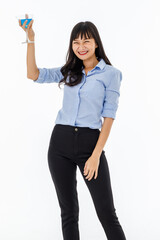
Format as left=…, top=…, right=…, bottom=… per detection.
left=61, top=203, right=79, bottom=218
left=61, top=209, right=79, bottom=223
left=96, top=206, right=119, bottom=224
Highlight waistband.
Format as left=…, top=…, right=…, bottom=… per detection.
left=55, top=124, right=100, bottom=133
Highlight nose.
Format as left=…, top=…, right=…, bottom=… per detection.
left=78, top=47, right=87, bottom=51
left=76, top=43, right=87, bottom=49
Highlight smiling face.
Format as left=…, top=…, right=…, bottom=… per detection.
left=72, top=34, right=98, bottom=61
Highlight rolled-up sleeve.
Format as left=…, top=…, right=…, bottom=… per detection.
left=101, top=70, right=122, bottom=119
left=33, top=66, right=63, bottom=83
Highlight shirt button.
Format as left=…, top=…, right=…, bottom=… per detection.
left=75, top=128, right=78, bottom=131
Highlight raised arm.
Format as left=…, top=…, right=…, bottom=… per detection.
left=27, top=43, right=39, bottom=80
left=26, top=39, right=63, bottom=83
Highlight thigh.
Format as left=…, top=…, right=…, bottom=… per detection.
left=78, top=151, right=116, bottom=212
left=48, top=144, right=78, bottom=203
left=47, top=127, right=79, bottom=208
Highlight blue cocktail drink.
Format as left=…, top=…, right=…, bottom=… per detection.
left=20, top=18, right=32, bottom=29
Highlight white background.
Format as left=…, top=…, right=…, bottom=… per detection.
left=0, top=0, right=160, bottom=239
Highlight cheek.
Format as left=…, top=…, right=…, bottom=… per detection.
left=87, top=45, right=95, bottom=51
left=72, top=47, right=76, bottom=53
left=72, top=45, right=77, bottom=51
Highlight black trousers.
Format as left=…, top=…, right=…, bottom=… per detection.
left=47, top=124, right=126, bottom=240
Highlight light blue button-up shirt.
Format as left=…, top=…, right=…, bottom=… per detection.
left=33, top=58, right=122, bottom=129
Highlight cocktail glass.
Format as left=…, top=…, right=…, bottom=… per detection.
left=16, top=13, right=34, bottom=44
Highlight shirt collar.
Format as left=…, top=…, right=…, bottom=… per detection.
left=82, top=58, right=106, bottom=74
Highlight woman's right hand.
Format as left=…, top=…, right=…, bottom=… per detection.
left=19, top=14, right=35, bottom=41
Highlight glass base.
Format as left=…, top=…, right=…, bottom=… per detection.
left=21, top=40, right=34, bottom=44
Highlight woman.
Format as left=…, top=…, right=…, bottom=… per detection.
left=19, top=18, right=127, bottom=240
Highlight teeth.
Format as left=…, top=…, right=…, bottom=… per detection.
left=79, top=51, right=88, bottom=54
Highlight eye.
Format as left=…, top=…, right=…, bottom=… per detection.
left=73, top=40, right=89, bottom=44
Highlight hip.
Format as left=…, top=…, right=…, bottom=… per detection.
left=48, top=124, right=101, bottom=158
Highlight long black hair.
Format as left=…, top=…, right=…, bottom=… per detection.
left=58, top=21, right=112, bottom=89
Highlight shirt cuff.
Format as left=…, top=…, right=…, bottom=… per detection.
left=101, top=110, right=116, bottom=119
left=33, top=68, right=45, bottom=83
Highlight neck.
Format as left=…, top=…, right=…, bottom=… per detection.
left=83, top=56, right=99, bottom=70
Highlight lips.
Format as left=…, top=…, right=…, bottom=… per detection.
left=78, top=51, right=88, bottom=55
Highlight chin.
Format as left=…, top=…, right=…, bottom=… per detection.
left=77, top=55, right=92, bottom=60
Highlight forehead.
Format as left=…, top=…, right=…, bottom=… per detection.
left=73, top=36, right=93, bottom=41
left=73, top=31, right=94, bottom=41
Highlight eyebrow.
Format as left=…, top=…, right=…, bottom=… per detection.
left=73, top=38, right=90, bottom=41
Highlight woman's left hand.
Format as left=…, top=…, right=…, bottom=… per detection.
left=83, top=153, right=100, bottom=181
